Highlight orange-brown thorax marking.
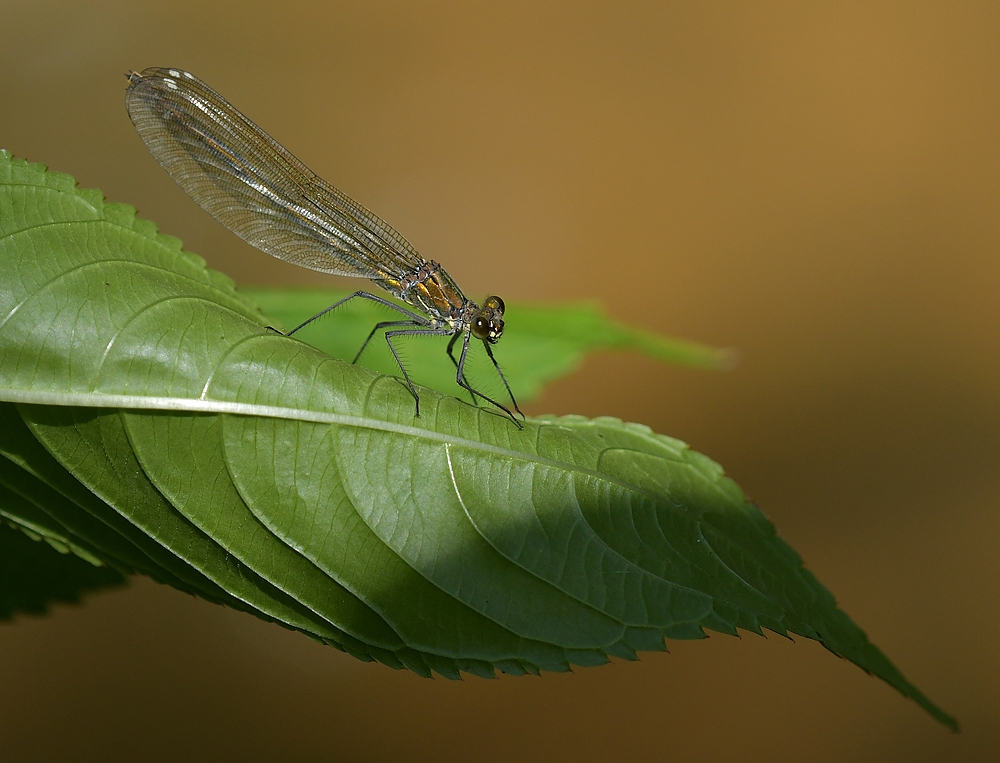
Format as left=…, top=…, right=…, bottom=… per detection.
left=372, top=261, right=505, bottom=343
left=375, top=260, right=470, bottom=326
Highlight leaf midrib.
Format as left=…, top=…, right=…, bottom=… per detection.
left=0, top=388, right=687, bottom=504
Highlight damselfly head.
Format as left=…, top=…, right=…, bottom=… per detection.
left=471, top=295, right=506, bottom=344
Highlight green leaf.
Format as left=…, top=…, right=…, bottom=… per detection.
left=0, top=150, right=956, bottom=728
left=242, top=288, right=734, bottom=404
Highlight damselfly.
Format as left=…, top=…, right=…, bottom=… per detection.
left=125, top=67, right=523, bottom=426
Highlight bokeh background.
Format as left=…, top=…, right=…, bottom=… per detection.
left=1, top=1, right=997, bottom=760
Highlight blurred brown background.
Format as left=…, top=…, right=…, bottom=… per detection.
left=1, top=1, right=997, bottom=760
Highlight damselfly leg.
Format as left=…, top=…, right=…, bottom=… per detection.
left=286, top=292, right=523, bottom=426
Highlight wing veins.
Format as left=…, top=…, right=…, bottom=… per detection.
left=125, top=68, right=424, bottom=281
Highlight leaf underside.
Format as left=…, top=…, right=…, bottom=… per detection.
left=0, top=150, right=955, bottom=729
left=0, top=521, right=126, bottom=619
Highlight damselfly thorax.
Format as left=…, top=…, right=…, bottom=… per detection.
left=376, top=259, right=505, bottom=339
left=125, top=67, right=522, bottom=426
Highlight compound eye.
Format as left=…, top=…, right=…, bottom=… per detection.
left=471, top=315, right=490, bottom=341
left=485, top=295, right=505, bottom=313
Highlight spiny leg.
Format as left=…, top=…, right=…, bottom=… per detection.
left=286, top=291, right=430, bottom=336
left=354, top=320, right=423, bottom=364
left=383, top=327, right=454, bottom=417
left=447, top=332, right=478, bottom=407
left=454, top=333, right=523, bottom=428
left=483, top=341, right=524, bottom=420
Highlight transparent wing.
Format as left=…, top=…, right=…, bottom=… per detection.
left=125, top=67, right=425, bottom=279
